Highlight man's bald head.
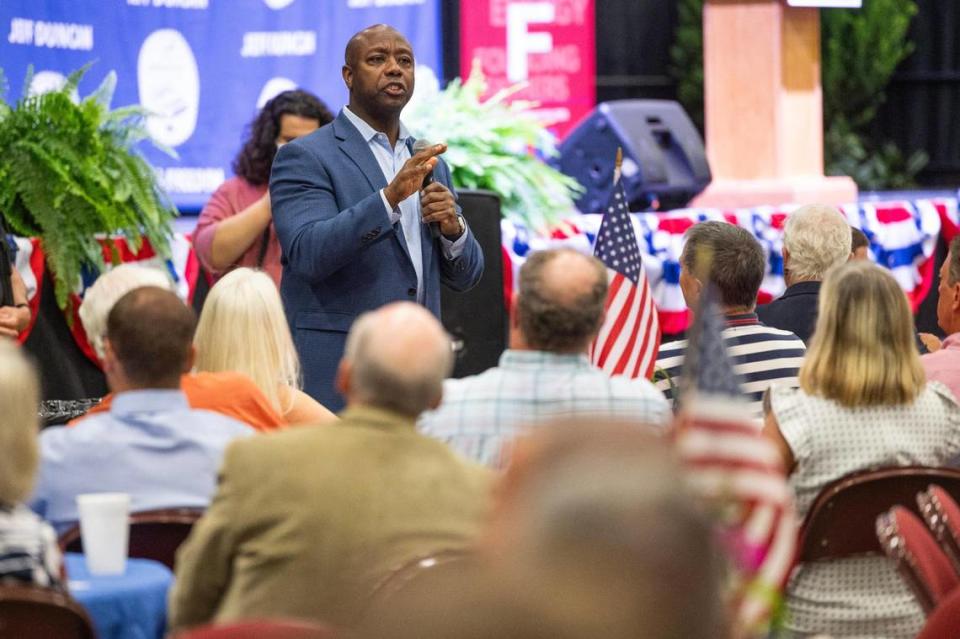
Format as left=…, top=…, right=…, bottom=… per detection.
left=344, top=24, right=406, bottom=67
left=340, top=302, right=453, bottom=417
left=516, top=249, right=608, bottom=353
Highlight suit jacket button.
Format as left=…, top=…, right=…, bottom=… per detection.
left=407, top=288, right=416, bottom=297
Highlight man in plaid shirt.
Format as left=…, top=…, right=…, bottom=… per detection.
left=418, top=248, right=669, bottom=467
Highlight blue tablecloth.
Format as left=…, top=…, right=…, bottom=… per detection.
left=65, top=553, right=173, bottom=639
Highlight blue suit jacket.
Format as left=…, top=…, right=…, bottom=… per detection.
left=270, top=111, right=484, bottom=411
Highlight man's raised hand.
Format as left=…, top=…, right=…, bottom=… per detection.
left=383, top=143, right=447, bottom=209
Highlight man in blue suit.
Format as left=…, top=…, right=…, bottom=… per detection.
left=270, top=24, right=484, bottom=411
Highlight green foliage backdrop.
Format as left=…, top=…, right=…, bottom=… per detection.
left=821, top=0, right=926, bottom=189
left=669, top=0, right=924, bottom=190
left=404, top=63, right=582, bottom=231
left=0, top=65, right=176, bottom=308
left=670, top=0, right=705, bottom=132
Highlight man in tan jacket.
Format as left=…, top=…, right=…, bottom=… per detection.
left=168, top=302, right=493, bottom=631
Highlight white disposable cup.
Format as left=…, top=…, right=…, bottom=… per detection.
left=76, top=493, right=130, bottom=576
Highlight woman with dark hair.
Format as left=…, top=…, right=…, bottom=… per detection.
left=193, top=90, right=333, bottom=286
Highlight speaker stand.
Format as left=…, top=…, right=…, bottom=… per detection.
left=696, top=0, right=858, bottom=208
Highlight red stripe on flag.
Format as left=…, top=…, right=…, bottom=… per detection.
left=633, top=296, right=659, bottom=379
left=611, top=286, right=645, bottom=374
left=595, top=274, right=636, bottom=369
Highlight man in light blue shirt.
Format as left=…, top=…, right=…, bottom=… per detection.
left=419, top=249, right=670, bottom=467
left=31, top=287, right=253, bottom=532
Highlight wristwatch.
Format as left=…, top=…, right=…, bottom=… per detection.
left=444, top=214, right=466, bottom=240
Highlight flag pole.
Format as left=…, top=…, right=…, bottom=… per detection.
left=613, top=147, right=623, bottom=186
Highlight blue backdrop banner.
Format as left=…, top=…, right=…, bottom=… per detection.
left=0, top=0, right=442, bottom=211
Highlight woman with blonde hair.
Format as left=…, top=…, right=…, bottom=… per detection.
left=194, top=268, right=335, bottom=425
left=0, top=341, right=62, bottom=587
left=764, top=260, right=960, bottom=638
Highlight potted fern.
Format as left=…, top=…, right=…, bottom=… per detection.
left=0, top=65, right=176, bottom=308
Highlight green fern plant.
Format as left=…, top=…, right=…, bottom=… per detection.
left=404, top=61, right=582, bottom=231
left=822, top=0, right=926, bottom=188
left=0, top=64, right=176, bottom=308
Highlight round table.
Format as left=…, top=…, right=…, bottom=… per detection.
left=65, top=552, right=173, bottom=639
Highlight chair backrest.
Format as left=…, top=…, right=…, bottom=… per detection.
left=798, top=466, right=960, bottom=563
left=877, top=506, right=960, bottom=614
left=919, top=484, right=960, bottom=574
left=59, top=507, right=204, bottom=570
left=917, top=586, right=960, bottom=639
left=170, top=619, right=336, bottom=639
left=368, top=549, right=475, bottom=605
left=0, top=583, right=96, bottom=639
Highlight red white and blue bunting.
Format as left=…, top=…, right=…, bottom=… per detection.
left=12, top=196, right=959, bottom=358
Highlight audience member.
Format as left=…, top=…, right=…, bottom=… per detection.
left=31, top=287, right=254, bottom=531
left=0, top=224, right=30, bottom=339
left=482, top=419, right=727, bottom=639
left=764, top=260, right=960, bottom=638
left=850, top=226, right=870, bottom=261
left=193, top=90, right=333, bottom=286
left=757, top=204, right=851, bottom=344
left=193, top=268, right=336, bottom=425
left=921, top=236, right=960, bottom=384
left=419, top=248, right=669, bottom=466
left=655, top=221, right=805, bottom=418
left=76, top=264, right=285, bottom=431
left=0, top=341, right=61, bottom=588
left=0, top=269, right=30, bottom=340
left=169, top=302, right=492, bottom=631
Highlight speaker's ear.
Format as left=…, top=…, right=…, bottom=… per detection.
left=440, top=190, right=508, bottom=378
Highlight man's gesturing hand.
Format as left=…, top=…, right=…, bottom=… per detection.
left=383, top=143, right=447, bottom=209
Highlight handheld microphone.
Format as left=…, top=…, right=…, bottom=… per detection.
left=412, top=138, right=441, bottom=239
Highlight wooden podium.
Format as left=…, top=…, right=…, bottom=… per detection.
left=692, top=0, right=857, bottom=208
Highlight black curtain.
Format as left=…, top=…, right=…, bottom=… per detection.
left=595, top=0, right=679, bottom=103
left=876, top=0, right=960, bottom=188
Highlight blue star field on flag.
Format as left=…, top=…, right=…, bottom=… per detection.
left=594, top=182, right=642, bottom=284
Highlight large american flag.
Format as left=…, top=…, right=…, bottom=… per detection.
left=676, top=284, right=797, bottom=638
left=589, top=179, right=660, bottom=380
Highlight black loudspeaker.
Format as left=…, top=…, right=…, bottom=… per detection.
left=441, top=190, right=508, bottom=378
left=555, top=100, right=711, bottom=213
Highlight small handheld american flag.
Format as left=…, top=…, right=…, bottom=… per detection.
left=676, top=281, right=797, bottom=637
left=589, top=148, right=661, bottom=380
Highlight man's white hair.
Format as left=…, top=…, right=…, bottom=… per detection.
left=784, top=204, right=852, bottom=282
left=78, top=264, right=174, bottom=359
